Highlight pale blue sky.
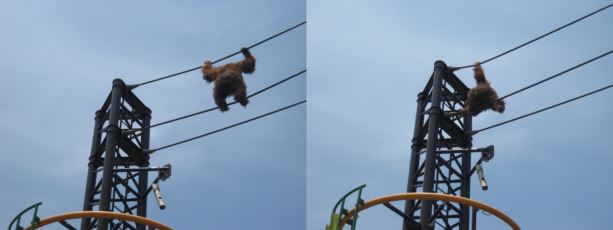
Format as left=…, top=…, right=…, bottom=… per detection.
left=307, top=0, right=612, bottom=229
left=0, top=0, right=305, bottom=229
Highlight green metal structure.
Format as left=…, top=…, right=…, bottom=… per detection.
left=326, top=185, right=366, bottom=230
left=7, top=202, right=42, bottom=230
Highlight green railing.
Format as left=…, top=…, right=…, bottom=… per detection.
left=8, top=202, right=42, bottom=230
left=326, top=184, right=366, bottom=230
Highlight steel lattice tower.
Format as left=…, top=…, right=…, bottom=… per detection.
left=402, top=61, right=477, bottom=230
left=81, top=79, right=152, bottom=230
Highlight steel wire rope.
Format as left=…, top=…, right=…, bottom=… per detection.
left=122, top=69, right=306, bottom=134
left=129, top=21, right=306, bottom=88
left=498, top=49, right=612, bottom=100
left=144, top=99, right=306, bottom=154
left=472, top=83, right=612, bottom=135
left=453, top=4, right=612, bottom=70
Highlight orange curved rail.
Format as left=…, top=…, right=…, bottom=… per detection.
left=24, top=211, right=172, bottom=230
left=338, top=192, right=520, bottom=230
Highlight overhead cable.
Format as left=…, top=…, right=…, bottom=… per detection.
left=145, top=99, right=306, bottom=154
left=124, top=69, right=305, bottom=133
left=473, top=83, right=612, bottom=135
left=453, top=4, right=612, bottom=70
left=130, top=21, right=306, bottom=88
left=499, top=49, right=612, bottom=100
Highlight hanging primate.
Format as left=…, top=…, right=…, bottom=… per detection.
left=458, top=62, right=505, bottom=116
left=202, top=47, right=256, bottom=112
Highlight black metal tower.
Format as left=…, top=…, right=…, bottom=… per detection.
left=81, top=79, right=152, bottom=230
left=402, top=61, right=476, bottom=230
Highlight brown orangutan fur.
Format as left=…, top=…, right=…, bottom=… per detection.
left=202, top=47, right=256, bottom=112
left=458, top=62, right=505, bottom=116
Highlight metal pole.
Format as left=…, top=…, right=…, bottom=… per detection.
left=98, top=79, right=124, bottom=230
left=460, top=115, right=473, bottom=230
left=136, top=109, right=151, bottom=230
left=81, top=110, right=104, bottom=230
left=471, top=207, right=478, bottom=230
left=403, top=92, right=426, bottom=230
left=419, top=60, right=446, bottom=230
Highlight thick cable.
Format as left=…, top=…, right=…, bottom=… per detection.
left=473, top=83, right=612, bottom=135
left=130, top=21, right=306, bottom=88
left=499, top=49, right=612, bottom=100
left=453, top=4, right=612, bottom=70
left=145, top=99, right=306, bottom=154
left=123, top=69, right=305, bottom=133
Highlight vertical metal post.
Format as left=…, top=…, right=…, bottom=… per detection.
left=419, top=60, right=446, bottom=230
left=136, top=110, right=151, bottom=230
left=81, top=110, right=104, bottom=230
left=403, top=92, right=426, bottom=230
left=98, top=79, right=124, bottom=230
left=460, top=116, right=473, bottom=230
left=471, top=207, right=478, bottom=230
